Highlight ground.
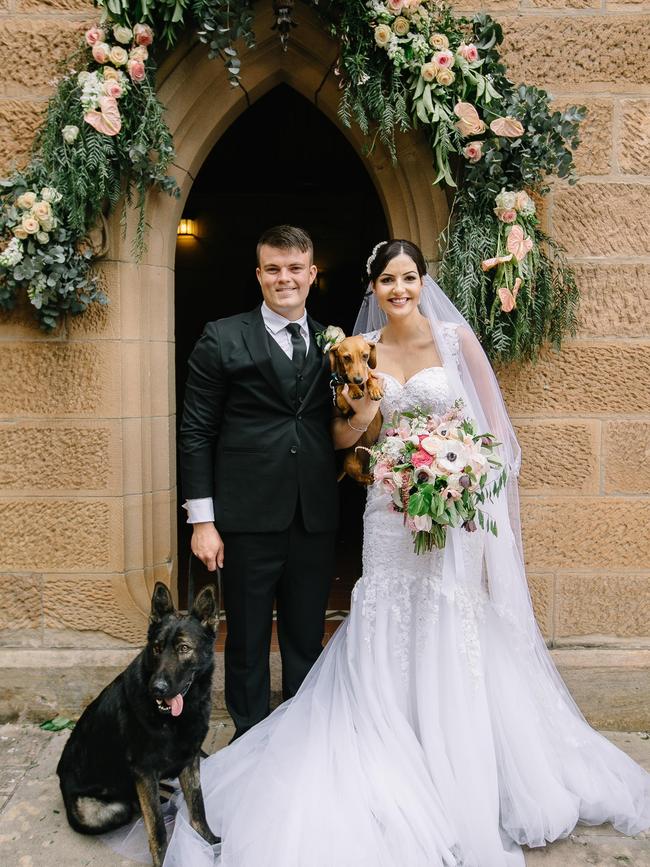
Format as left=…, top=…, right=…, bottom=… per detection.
left=0, top=716, right=648, bottom=866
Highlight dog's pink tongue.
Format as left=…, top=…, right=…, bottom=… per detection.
left=165, top=694, right=183, bottom=717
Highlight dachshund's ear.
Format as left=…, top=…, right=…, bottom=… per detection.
left=367, top=343, right=377, bottom=370
left=329, top=347, right=339, bottom=373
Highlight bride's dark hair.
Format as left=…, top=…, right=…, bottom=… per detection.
left=368, top=239, right=427, bottom=283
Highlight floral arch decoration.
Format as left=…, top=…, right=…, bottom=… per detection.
left=0, top=0, right=585, bottom=363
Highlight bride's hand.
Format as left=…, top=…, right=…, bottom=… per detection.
left=340, top=381, right=382, bottom=428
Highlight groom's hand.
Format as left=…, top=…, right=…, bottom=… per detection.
left=191, top=522, right=225, bottom=571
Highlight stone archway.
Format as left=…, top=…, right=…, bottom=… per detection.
left=107, top=4, right=448, bottom=627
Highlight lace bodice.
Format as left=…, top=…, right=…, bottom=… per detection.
left=364, top=323, right=460, bottom=423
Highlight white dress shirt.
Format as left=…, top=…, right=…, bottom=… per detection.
left=183, top=303, right=310, bottom=524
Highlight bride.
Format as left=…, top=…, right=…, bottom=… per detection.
left=122, top=239, right=649, bottom=866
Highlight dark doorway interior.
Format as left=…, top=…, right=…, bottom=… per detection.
left=175, top=84, right=389, bottom=628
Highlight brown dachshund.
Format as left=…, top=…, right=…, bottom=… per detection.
left=330, top=335, right=384, bottom=484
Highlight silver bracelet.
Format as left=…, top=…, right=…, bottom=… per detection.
left=347, top=417, right=368, bottom=433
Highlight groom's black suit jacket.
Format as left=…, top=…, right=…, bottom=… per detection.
left=180, top=306, right=339, bottom=534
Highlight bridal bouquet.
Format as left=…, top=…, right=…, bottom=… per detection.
left=369, top=402, right=507, bottom=553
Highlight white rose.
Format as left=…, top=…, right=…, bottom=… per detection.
left=21, top=216, right=40, bottom=235
left=62, top=125, right=79, bottom=144
left=16, top=191, right=37, bottom=210
left=374, top=24, right=392, bottom=47
left=36, top=231, right=50, bottom=244
left=393, top=17, right=410, bottom=37
left=420, top=62, right=437, bottom=82
left=40, top=187, right=62, bottom=204
left=495, top=189, right=517, bottom=210
left=429, top=32, right=449, bottom=50
left=109, top=45, right=129, bottom=66
left=113, top=25, right=133, bottom=45
left=32, top=200, right=53, bottom=224
left=436, top=68, right=455, bottom=86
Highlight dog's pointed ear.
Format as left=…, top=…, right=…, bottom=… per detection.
left=150, top=582, right=175, bottom=624
left=328, top=346, right=339, bottom=373
left=192, top=585, right=218, bottom=634
left=367, top=342, right=377, bottom=370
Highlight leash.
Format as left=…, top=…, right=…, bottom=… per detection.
left=186, top=549, right=223, bottom=630
left=329, top=370, right=346, bottom=406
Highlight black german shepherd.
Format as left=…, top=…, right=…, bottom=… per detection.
left=57, top=582, right=220, bottom=866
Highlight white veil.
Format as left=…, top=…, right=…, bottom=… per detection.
left=353, top=272, right=591, bottom=720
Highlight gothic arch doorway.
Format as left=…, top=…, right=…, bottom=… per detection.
left=107, top=4, right=447, bottom=627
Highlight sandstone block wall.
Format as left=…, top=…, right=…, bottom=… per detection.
left=0, top=0, right=648, bottom=650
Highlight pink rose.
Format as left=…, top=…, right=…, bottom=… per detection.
left=387, top=0, right=404, bottom=11
left=412, top=449, right=434, bottom=468
left=457, top=43, right=479, bottom=63
left=92, top=42, right=110, bottom=64
left=85, top=26, right=105, bottom=47
left=133, top=23, right=154, bottom=46
left=463, top=141, right=483, bottom=163
left=494, top=208, right=517, bottom=224
left=129, top=45, right=148, bottom=62
left=127, top=59, right=146, bottom=83
left=433, top=50, right=454, bottom=69
left=103, top=79, right=123, bottom=99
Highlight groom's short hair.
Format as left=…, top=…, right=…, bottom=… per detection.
left=256, top=225, right=313, bottom=264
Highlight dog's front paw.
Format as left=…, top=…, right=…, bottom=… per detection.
left=367, top=377, right=384, bottom=401
left=347, top=384, right=364, bottom=400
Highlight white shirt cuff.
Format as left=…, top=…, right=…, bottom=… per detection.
left=182, top=498, right=215, bottom=524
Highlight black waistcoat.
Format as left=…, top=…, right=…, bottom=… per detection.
left=266, top=328, right=321, bottom=407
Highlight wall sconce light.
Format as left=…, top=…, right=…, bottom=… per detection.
left=177, top=218, right=197, bottom=237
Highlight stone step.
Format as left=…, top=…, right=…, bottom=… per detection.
left=0, top=642, right=648, bottom=730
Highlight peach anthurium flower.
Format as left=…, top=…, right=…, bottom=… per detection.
left=481, top=254, right=513, bottom=272
left=506, top=225, right=534, bottom=262
left=84, top=95, right=122, bottom=136
left=453, top=102, right=485, bottom=137
left=489, top=116, right=525, bottom=138
left=498, top=277, right=522, bottom=313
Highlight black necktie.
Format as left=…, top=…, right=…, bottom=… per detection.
left=287, top=322, right=307, bottom=369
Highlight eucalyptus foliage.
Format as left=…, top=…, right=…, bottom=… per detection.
left=0, top=165, right=107, bottom=331
left=194, top=0, right=256, bottom=86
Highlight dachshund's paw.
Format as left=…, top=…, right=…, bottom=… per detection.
left=367, top=380, right=384, bottom=401
left=347, top=385, right=365, bottom=400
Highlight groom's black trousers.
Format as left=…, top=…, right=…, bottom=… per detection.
left=221, top=506, right=335, bottom=738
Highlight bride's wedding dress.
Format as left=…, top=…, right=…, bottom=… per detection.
left=152, top=329, right=650, bottom=867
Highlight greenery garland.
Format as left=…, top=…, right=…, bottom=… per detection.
left=0, top=21, right=178, bottom=330
left=0, top=0, right=585, bottom=363
left=318, top=0, right=584, bottom=362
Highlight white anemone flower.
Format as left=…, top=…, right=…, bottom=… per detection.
left=431, top=440, right=472, bottom=474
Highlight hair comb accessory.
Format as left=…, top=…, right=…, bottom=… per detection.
left=366, top=240, right=388, bottom=275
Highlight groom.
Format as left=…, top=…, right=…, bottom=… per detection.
left=180, top=225, right=338, bottom=739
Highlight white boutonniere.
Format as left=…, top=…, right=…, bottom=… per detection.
left=315, top=325, right=346, bottom=354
